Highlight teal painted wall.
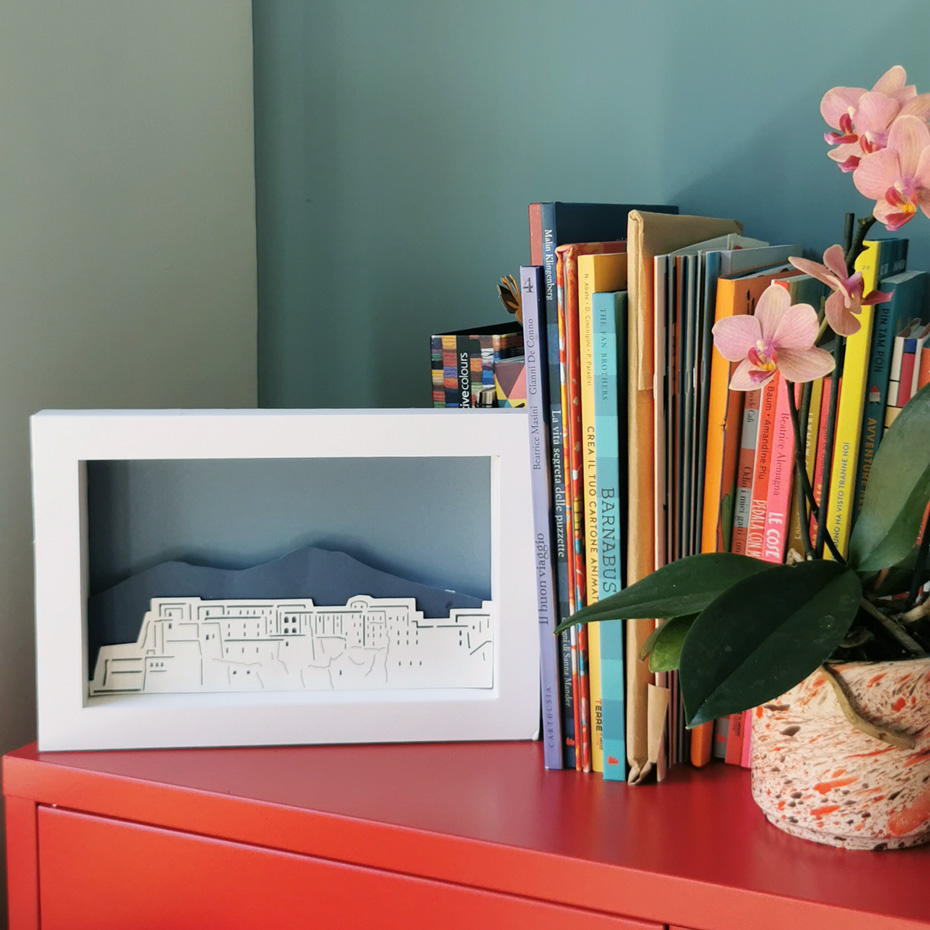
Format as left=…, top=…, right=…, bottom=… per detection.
left=253, top=0, right=930, bottom=409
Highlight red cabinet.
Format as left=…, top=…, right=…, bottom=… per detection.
left=5, top=741, right=930, bottom=930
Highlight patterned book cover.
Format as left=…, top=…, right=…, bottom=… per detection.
left=429, top=323, right=523, bottom=408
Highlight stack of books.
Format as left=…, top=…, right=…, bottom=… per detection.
left=522, top=203, right=930, bottom=781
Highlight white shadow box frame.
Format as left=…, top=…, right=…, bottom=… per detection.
left=31, top=409, right=539, bottom=751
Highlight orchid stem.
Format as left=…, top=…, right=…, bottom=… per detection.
left=859, top=597, right=927, bottom=656
left=815, top=341, right=844, bottom=560
left=842, top=213, right=854, bottom=255
left=843, top=214, right=877, bottom=271
left=821, top=663, right=915, bottom=750
left=785, top=381, right=814, bottom=559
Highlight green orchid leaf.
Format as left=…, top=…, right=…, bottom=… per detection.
left=553, top=553, right=768, bottom=635
left=639, top=614, right=696, bottom=673
left=679, top=560, right=861, bottom=728
left=868, top=544, right=930, bottom=598
left=848, top=382, right=930, bottom=573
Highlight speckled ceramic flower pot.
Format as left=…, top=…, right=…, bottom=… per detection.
left=750, top=657, right=930, bottom=850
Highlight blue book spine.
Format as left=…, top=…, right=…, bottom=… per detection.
left=539, top=202, right=575, bottom=768
left=521, top=264, right=563, bottom=769
left=593, top=290, right=627, bottom=782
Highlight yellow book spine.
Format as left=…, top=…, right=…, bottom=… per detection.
left=825, top=240, right=880, bottom=559
left=578, top=251, right=626, bottom=774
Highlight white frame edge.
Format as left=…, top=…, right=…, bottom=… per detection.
left=31, top=409, right=539, bottom=751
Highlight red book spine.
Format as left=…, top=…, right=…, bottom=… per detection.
left=761, top=378, right=797, bottom=564
left=724, top=711, right=744, bottom=765
left=898, top=346, right=917, bottom=407
left=745, top=376, right=779, bottom=560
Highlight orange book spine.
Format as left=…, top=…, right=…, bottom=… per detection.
left=700, top=277, right=750, bottom=554
left=919, top=344, right=930, bottom=391
left=690, top=723, right=714, bottom=768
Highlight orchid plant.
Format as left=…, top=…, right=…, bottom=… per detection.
left=557, top=67, right=930, bottom=744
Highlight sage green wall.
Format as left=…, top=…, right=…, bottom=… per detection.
left=0, top=3, right=257, bottom=919
left=253, top=0, right=930, bottom=409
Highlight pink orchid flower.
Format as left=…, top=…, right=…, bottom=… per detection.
left=788, top=244, right=892, bottom=337
left=853, top=114, right=930, bottom=231
left=713, top=284, right=835, bottom=391
left=821, top=66, right=930, bottom=172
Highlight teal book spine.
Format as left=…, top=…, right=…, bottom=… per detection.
left=593, top=290, right=627, bottom=782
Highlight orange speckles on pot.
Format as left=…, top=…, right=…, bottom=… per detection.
left=811, top=804, right=841, bottom=817
left=887, top=787, right=930, bottom=837
left=755, top=706, right=763, bottom=718
left=849, top=746, right=895, bottom=759
left=813, top=777, right=857, bottom=794
left=904, top=748, right=930, bottom=767
left=750, top=657, right=930, bottom=850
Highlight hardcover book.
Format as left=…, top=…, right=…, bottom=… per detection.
left=429, top=322, right=524, bottom=408
left=593, top=289, right=628, bottom=782
left=520, top=265, right=563, bottom=769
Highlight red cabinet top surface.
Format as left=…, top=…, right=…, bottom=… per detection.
left=4, top=740, right=929, bottom=930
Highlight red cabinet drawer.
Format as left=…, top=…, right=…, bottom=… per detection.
left=37, top=807, right=660, bottom=930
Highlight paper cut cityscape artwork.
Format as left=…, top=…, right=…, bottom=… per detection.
left=89, top=594, right=495, bottom=695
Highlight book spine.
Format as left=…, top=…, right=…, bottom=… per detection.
left=713, top=715, right=730, bottom=761
left=912, top=328, right=930, bottom=396
left=579, top=258, right=602, bottom=773
left=787, top=378, right=823, bottom=558
left=898, top=339, right=918, bottom=407
left=852, top=291, right=896, bottom=523
left=594, top=291, right=626, bottom=781
left=917, top=346, right=930, bottom=390
left=724, top=710, right=744, bottom=765
left=521, top=264, right=563, bottom=770
left=529, top=202, right=543, bottom=265
left=761, top=378, right=796, bottom=564
left=745, top=376, right=779, bottom=560
left=809, top=376, right=839, bottom=543
left=824, top=241, right=879, bottom=559
left=730, top=389, right=761, bottom=555
left=452, top=335, right=482, bottom=408
left=887, top=326, right=907, bottom=408
left=438, top=334, right=459, bottom=407
left=700, top=281, right=746, bottom=555
left=537, top=202, right=575, bottom=768
left=556, top=248, right=586, bottom=771
left=430, top=335, right=446, bottom=407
